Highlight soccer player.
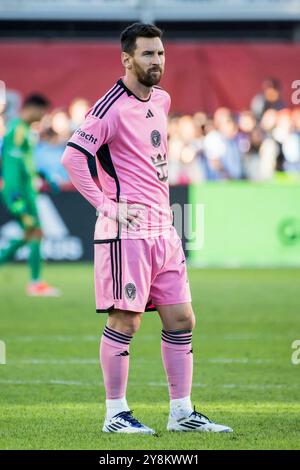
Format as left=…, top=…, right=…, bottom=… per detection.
left=1, top=94, right=60, bottom=296
left=62, top=23, right=232, bottom=434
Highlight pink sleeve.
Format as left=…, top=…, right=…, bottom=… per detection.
left=61, top=146, right=117, bottom=218
left=61, top=111, right=118, bottom=218
left=67, top=112, right=117, bottom=158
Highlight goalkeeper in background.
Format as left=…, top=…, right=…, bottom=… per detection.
left=0, top=93, right=60, bottom=296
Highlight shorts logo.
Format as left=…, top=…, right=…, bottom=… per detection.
left=125, top=283, right=136, bottom=301
left=151, top=130, right=161, bottom=148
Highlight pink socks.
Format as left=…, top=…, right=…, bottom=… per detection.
left=100, top=325, right=194, bottom=419
left=161, top=329, right=193, bottom=400
left=100, top=325, right=132, bottom=400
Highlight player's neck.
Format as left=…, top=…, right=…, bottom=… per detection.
left=122, top=76, right=152, bottom=101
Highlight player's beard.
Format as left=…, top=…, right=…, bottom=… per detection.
left=133, top=61, right=163, bottom=87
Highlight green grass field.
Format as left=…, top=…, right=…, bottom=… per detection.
left=0, top=264, right=299, bottom=450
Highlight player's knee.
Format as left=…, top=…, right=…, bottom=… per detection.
left=189, top=311, right=196, bottom=330
left=108, top=311, right=141, bottom=336
left=176, top=308, right=196, bottom=331
left=123, top=314, right=141, bottom=335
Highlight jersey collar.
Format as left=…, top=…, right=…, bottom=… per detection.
left=117, top=78, right=152, bottom=103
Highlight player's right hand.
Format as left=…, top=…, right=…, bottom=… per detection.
left=116, top=201, right=146, bottom=230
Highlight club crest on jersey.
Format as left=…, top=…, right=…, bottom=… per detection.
left=125, top=283, right=136, bottom=301
left=151, top=153, right=168, bottom=182
left=151, top=130, right=161, bottom=148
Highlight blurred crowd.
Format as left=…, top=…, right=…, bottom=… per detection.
left=1, top=78, right=300, bottom=186
left=168, top=79, right=300, bottom=184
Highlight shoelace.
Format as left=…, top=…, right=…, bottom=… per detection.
left=114, top=410, right=143, bottom=427
left=190, top=406, right=212, bottom=423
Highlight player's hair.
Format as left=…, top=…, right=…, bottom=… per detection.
left=23, top=93, right=50, bottom=108
left=120, top=22, right=163, bottom=55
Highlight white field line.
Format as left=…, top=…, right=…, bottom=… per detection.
left=0, top=379, right=90, bottom=386
left=4, top=334, right=287, bottom=342
left=0, top=379, right=296, bottom=390
left=206, top=358, right=273, bottom=364
left=6, top=336, right=99, bottom=342
left=6, top=357, right=274, bottom=365
left=8, top=359, right=99, bottom=365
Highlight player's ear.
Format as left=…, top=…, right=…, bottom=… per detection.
left=121, top=52, right=132, bottom=70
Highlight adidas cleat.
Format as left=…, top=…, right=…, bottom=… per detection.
left=102, top=410, right=156, bottom=434
left=167, top=407, right=233, bottom=433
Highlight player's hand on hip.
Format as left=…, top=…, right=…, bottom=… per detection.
left=117, top=201, right=146, bottom=230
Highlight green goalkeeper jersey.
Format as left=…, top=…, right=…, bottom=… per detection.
left=1, top=118, right=39, bottom=220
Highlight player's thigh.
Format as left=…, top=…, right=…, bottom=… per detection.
left=157, top=302, right=196, bottom=331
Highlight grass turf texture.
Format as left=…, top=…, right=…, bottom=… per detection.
left=0, top=264, right=299, bottom=450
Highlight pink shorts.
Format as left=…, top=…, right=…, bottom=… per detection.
left=94, top=226, right=192, bottom=313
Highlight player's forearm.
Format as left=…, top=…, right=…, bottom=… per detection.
left=61, top=146, right=117, bottom=218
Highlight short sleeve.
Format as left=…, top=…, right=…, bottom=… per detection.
left=67, top=111, right=118, bottom=158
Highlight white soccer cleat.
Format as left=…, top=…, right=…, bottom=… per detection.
left=167, top=407, right=233, bottom=433
left=102, top=410, right=156, bottom=434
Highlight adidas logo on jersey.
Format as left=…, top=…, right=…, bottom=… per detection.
left=146, top=109, right=154, bottom=118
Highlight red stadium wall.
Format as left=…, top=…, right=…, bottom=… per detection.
left=1, top=40, right=300, bottom=114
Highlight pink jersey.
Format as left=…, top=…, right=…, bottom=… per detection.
left=65, top=78, right=172, bottom=239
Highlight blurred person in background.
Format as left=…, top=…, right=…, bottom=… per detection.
left=238, top=110, right=264, bottom=181
left=69, top=97, right=90, bottom=131
left=192, top=111, right=207, bottom=181
left=0, top=93, right=60, bottom=296
left=168, top=115, right=203, bottom=184
left=213, top=107, right=232, bottom=129
left=202, top=110, right=242, bottom=180
left=34, top=107, right=73, bottom=187
left=273, top=108, right=293, bottom=173
left=51, top=108, right=72, bottom=144
left=282, top=108, right=300, bottom=174
left=202, top=108, right=234, bottom=180
left=251, top=78, right=285, bottom=121
left=34, top=126, right=70, bottom=187
left=202, top=117, right=225, bottom=180
left=258, top=108, right=280, bottom=180
left=218, top=115, right=243, bottom=180
left=2, top=89, right=22, bottom=123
